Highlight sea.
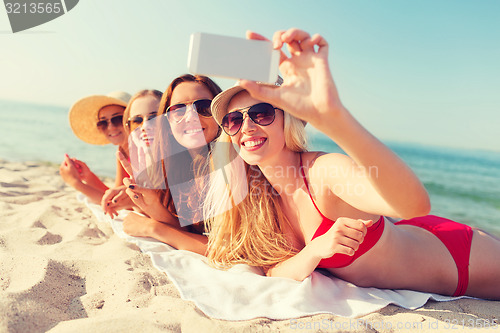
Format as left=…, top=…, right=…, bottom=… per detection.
left=1, top=99, right=499, bottom=235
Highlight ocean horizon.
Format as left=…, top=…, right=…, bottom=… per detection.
left=2, top=99, right=499, bottom=235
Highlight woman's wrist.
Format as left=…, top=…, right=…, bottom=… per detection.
left=303, top=239, right=324, bottom=264
left=310, top=105, right=354, bottom=141
left=148, top=220, right=171, bottom=240
left=68, top=178, right=84, bottom=189
left=144, top=218, right=158, bottom=237
left=149, top=206, right=174, bottom=224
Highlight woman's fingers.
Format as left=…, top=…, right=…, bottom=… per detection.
left=126, top=187, right=145, bottom=206
left=281, top=28, right=313, bottom=53
left=101, top=191, right=113, bottom=210
left=239, top=80, right=283, bottom=109
left=247, top=30, right=288, bottom=66
left=337, top=217, right=370, bottom=234
left=60, top=154, right=81, bottom=181
left=123, top=178, right=147, bottom=198
left=123, top=180, right=146, bottom=204
left=286, top=40, right=302, bottom=55
left=101, top=186, right=132, bottom=217
left=335, top=241, right=360, bottom=256
left=310, top=33, right=328, bottom=55
left=124, top=178, right=145, bottom=197
left=326, top=217, right=375, bottom=254
left=340, top=227, right=366, bottom=244
left=272, top=30, right=287, bottom=49
left=281, top=28, right=311, bottom=44
left=111, top=189, right=128, bottom=204
left=64, top=154, right=76, bottom=169
left=274, top=28, right=325, bottom=55
left=125, top=180, right=157, bottom=202
left=246, top=30, right=267, bottom=41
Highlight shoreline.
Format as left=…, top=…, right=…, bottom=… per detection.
left=1, top=160, right=499, bottom=332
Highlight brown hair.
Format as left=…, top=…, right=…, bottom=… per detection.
left=158, top=74, right=222, bottom=115
left=157, top=75, right=222, bottom=229
left=122, top=89, right=163, bottom=133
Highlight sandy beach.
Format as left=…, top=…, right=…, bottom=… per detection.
left=0, top=159, right=499, bottom=333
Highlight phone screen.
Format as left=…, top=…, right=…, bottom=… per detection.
left=188, top=32, right=280, bottom=83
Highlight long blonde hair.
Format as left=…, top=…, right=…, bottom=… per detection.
left=204, top=109, right=308, bottom=269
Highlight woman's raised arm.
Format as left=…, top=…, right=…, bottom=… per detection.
left=242, top=28, right=430, bottom=219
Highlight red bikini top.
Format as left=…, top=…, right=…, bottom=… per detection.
left=299, top=154, right=384, bottom=268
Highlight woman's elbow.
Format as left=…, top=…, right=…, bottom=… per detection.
left=415, top=189, right=431, bottom=216
left=401, top=192, right=431, bottom=219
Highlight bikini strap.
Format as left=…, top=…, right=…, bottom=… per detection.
left=299, top=153, right=327, bottom=219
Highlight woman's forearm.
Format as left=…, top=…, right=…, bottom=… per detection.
left=84, top=172, right=109, bottom=192
left=72, top=180, right=106, bottom=204
left=147, top=206, right=181, bottom=228
left=266, top=244, right=321, bottom=281
left=149, top=221, right=208, bottom=255
left=315, top=108, right=430, bottom=218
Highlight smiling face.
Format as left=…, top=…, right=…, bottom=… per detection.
left=98, top=105, right=126, bottom=146
left=128, top=95, right=160, bottom=147
left=168, top=82, right=219, bottom=149
left=227, top=91, right=286, bottom=166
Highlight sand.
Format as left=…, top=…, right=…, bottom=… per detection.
left=0, top=160, right=499, bottom=333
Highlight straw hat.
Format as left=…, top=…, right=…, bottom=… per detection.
left=211, top=77, right=283, bottom=126
left=69, top=91, right=131, bottom=145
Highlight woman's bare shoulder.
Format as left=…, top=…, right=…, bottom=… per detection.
left=302, top=151, right=353, bottom=172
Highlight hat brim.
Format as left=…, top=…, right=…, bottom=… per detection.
left=69, top=95, right=128, bottom=145
left=211, top=83, right=279, bottom=127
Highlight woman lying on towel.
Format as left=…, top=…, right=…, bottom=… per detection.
left=204, top=28, right=500, bottom=299
left=60, top=91, right=131, bottom=205
left=113, top=75, right=222, bottom=255
left=100, top=89, right=163, bottom=217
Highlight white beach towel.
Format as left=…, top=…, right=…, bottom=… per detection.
left=80, top=195, right=462, bottom=320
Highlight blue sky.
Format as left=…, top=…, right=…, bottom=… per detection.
left=1, top=0, right=499, bottom=151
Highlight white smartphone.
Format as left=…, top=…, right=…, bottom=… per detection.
left=188, top=32, right=280, bottom=84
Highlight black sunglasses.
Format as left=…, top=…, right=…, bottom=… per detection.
left=221, top=103, right=278, bottom=136
left=96, top=115, right=123, bottom=131
left=126, top=113, right=158, bottom=131
left=166, top=99, right=212, bottom=123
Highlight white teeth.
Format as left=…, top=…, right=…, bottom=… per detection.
left=243, top=139, right=265, bottom=147
left=185, top=128, right=203, bottom=134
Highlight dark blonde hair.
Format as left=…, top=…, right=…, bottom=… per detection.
left=156, top=75, right=222, bottom=230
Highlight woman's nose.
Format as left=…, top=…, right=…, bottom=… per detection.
left=240, top=114, right=256, bottom=134
left=142, top=119, right=153, bottom=130
left=183, top=105, right=199, bottom=122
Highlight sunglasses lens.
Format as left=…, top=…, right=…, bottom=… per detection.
left=97, top=115, right=124, bottom=131
left=166, top=104, right=187, bottom=122
left=111, top=115, right=123, bottom=126
left=248, top=103, right=275, bottom=126
left=222, top=112, right=244, bottom=136
left=128, top=116, right=144, bottom=131
left=222, top=103, right=276, bottom=136
left=193, top=99, right=212, bottom=117
left=96, top=120, right=107, bottom=131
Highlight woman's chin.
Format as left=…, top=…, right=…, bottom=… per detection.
left=178, top=136, right=209, bottom=149
left=108, top=135, right=125, bottom=146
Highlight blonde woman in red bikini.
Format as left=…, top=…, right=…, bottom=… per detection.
left=205, top=28, right=500, bottom=299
